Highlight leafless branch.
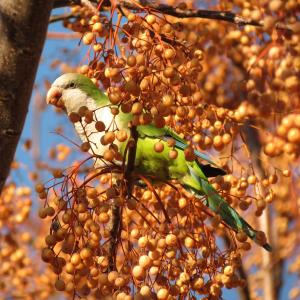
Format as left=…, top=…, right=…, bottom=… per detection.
left=53, top=0, right=91, bottom=8
left=53, top=0, right=293, bottom=33
left=53, top=0, right=99, bottom=13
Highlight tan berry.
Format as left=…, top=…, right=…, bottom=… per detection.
left=45, top=206, right=55, bottom=216
left=103, top=132, right=115, bottom=144
left=264, top=142, right=276, bottom=156
left=35, top=183, right=45, bottom=193
left=80, top=247, right=92, bottom=259
left=132, top=265, right=145, bottom=279
left=154, top=142, right=164, bottom=153
left=95, top=121, right=105, bottom=132
left=80, top=142, right=90, bottom=152
left=103, top=149, right=115, bottom=162
left=287, top=128, right=300, bottom=143
left=165, top=233, right=177, bottom=246
left=169, top=149, right=178, bottom=159
left=82, top=32, right=94, bottom=45
left=236, top=231, right=248, bottom=243
left=184, top=146, right=195, bottom=161
left=68, top=112, right=81, bottom=123
left=55, top=279, right=66, bottom=291
left=127, top=55, right=136, bottom=67
left=92, top=22, right=103, bottom=33
left=70, top=253, right=81, bottom=265
left=127, top=13, right=136, bottom=22
left=145, top=14, right=156, bottom=25
left=213, top=135, right=223, bottom=149
left=162, top=94, right=174, bottom=106
left=222, top=133, right=232, bottom=145
left=140, top=286, right=151, bottom=297
left=282, top=169, right=291, bottom=177
left=224, top=265, right=234, bottom=276
left=138, top=236, right=148, bottom=248
left=38, top=208, right=47, bottom=219
left=131, top=102, right=143, bottom=115
left=139, top=255, right=152, bottom=269
left=164, top=48, right=176, bottom=60
left=52, top=169, right=63, bottom=178
left=157, top=288, right=169, bottom=300
left=247, top=175, right=257, bottom=185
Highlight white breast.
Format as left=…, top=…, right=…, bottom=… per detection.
left=62, top=88, right=128, bottom=167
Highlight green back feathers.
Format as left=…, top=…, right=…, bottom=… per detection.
left=137, top=124, right=219, bottom=167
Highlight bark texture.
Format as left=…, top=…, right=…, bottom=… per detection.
left=0, top=0, right=53, bottom=193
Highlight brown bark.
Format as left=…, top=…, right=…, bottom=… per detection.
left=0, top=0, right=53, bottom=193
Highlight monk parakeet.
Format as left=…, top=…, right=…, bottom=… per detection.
left=46, top=73, right=271, bottom=251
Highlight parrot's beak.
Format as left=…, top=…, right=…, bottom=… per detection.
left=46, top=86, right=65, bottom=108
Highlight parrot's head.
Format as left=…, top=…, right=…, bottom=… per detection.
left=46, top=73, right=98, bottom=114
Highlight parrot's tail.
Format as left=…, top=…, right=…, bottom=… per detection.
left=185, top=165, right=272, bottom=252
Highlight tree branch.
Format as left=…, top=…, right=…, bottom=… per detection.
left=52, top=0, right=84, bottom=8
left=50, top=12, right=79, bottom=23
left=108, top=125, right=138, bottom=271
left=52, top=0, right=293, bottom=33
left=0, top=0, right=53, bottom=194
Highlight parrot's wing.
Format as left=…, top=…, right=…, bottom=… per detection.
left=137, top=124, right=219, bottom=167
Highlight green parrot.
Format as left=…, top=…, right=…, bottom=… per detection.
left=46, top=73, right=271, bottom=251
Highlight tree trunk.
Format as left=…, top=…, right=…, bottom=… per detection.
left=0, top=0, right=53, bottom=193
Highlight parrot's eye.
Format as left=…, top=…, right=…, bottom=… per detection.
left=66, top=82, right=76, bottom=88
